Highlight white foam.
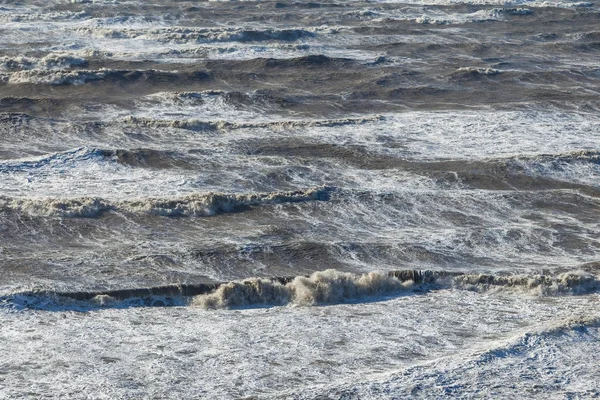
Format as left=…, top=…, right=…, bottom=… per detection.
left=512, top=151, right=600, bottom=188
left=3, top=110, right=600, bottom=211
left=115, top=110, right=600, bottom=163
left=134, top=90, right=268, bottom=122
left=368, top=0, right=594, bottom=7
left=281, top=311, right=600, bottom=399
left=5, top=69, right=108, bottom=85
left=1, top=289, right=598, bottom=398
left=0, top=54, right=87, bottom=72
left=0, top=148, right=192, bottom=199
left=380, top=111, right=600, bottom=161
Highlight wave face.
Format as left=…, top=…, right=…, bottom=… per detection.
left=2, top=0, right=600, bottom=398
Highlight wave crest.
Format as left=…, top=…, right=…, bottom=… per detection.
left=4, top=69, right=211, bottom=85
left=1, top=186, right=333, bottom=218
left=193, top=269, right=600, bottom=309
left=121, top=115, right=384, bottom=131
left=3, top=269, right=600, bottom=311
left=452, top=271, right=600, bottom=295
left=0, top=54, right=87, bottom=71
left=450, top=67, right=501, bottom=80
left=193, top=270, right=415, bottom=309
left=72, top=26, right=325, bottom=43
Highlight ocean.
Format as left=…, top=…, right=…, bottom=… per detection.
left=1, top=0, right=600, bottom=398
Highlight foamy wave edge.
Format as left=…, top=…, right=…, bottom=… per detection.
left=0, top=186, right=333, bottom=218
left=195, top=269, right=600, bottom=309
left=119, top=115, right=385, bottom=131
left=3, top=269, right=599, bottom=311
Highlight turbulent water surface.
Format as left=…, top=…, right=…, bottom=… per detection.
left=1, top=0, right=600, bottom=398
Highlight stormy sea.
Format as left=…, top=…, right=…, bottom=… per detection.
left=1, top=0, right=600, bottom=398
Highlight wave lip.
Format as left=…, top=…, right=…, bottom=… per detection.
left=0, top=186, right=333, bottom=218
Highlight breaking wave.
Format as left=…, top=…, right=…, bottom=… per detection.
left=0, top=146, right=195, bottom=170
left=473, top=314, right=600, bottom=368
left=450, top=67, right=502, bottom=80
left=450, top=271, right=600, bottom=295
left=141, top=89, right=290, bottom=112
left=0, top=146, right=194, bottom=171
left=0, top=186, right=333, bottom=218
left=3, top=69, right=211, bottom=85
left=0, top=147, right=102, bottom=171
left=195, top=269, right=600, bottom=309
left=397, top=150, right=600, bottom=191
left=3, top=269, right=599, bottom=311
left=4, top=69, right=108, bottom=85
left=120, top=115, right=384, bottom=131
left=193, top=270, right=420, bottom=309
left=71, top=26, right=328, bottom=43
left=518, top=150, right=600, bottom=165
left=0, top=54, right=88, bottom=71
left=414, top=7, right=532, bottom=24
left=502, top=150, right=600, bottom=189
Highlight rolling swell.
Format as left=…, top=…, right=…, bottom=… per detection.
left=0, top=186, right=332, bottom=218
left=4, top=269, right=599, bottom=311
